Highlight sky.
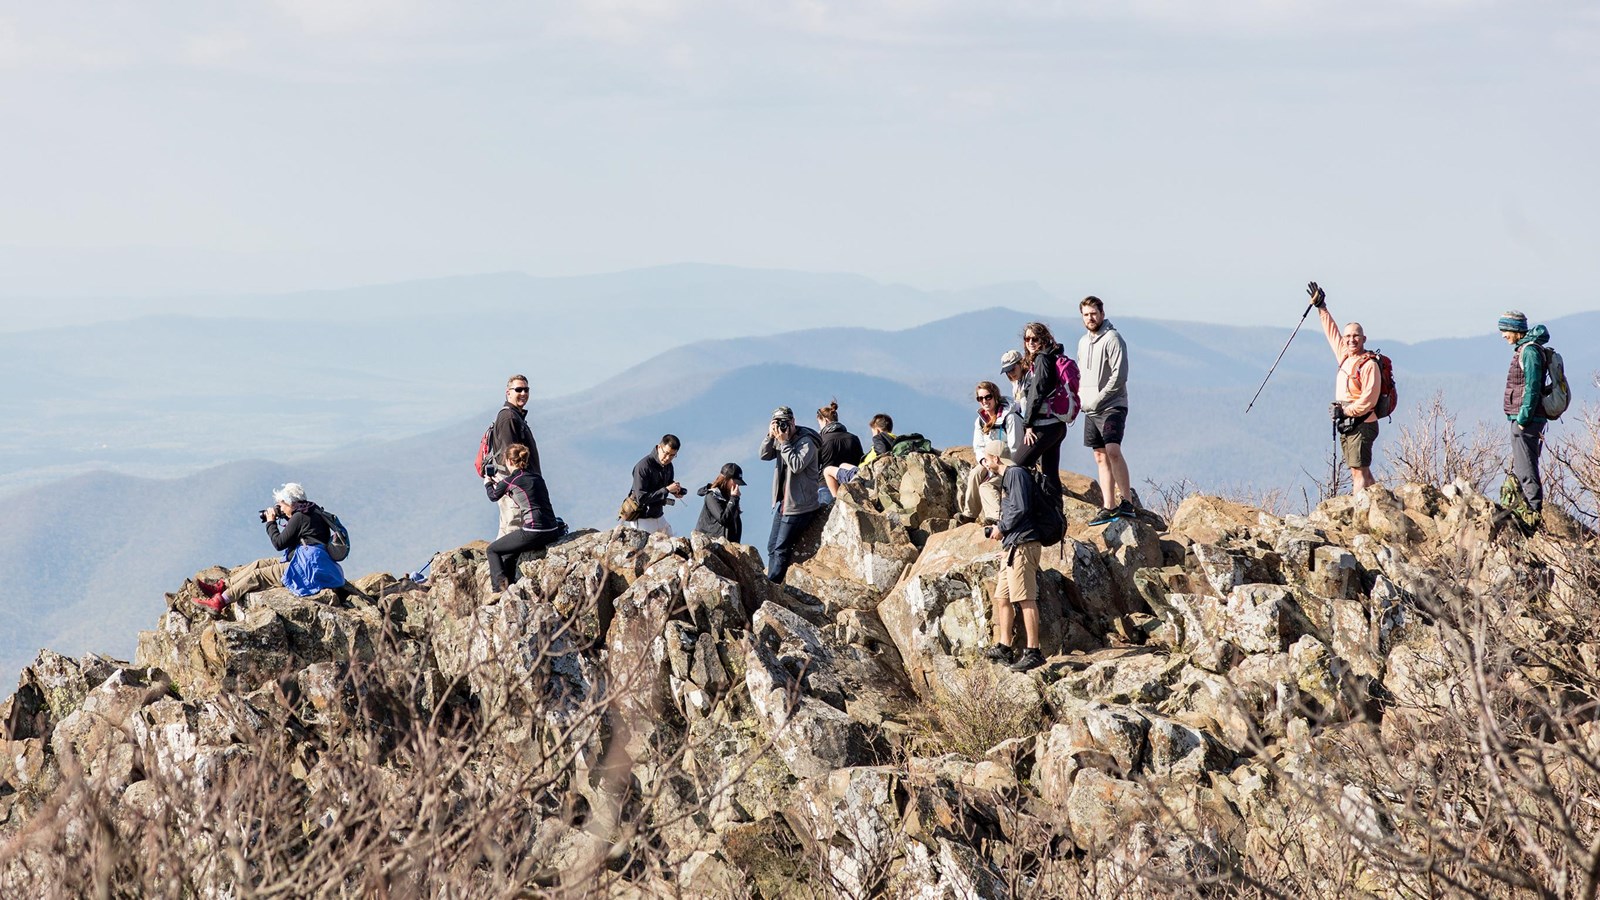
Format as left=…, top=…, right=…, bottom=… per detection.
left=0, top=0, right=1596, bottom=336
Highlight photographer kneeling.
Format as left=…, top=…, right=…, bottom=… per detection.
left=193, top=482, right=346, bottom=612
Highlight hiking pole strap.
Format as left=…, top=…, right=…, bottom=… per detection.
left=1245, top=301, right=1315, bottom=413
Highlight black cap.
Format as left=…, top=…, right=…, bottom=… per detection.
left=720, top=462, right=746, bottom=485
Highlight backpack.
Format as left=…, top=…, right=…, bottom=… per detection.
left=1540, top=345, right=1571, bottom=420
left=889, top=433, right=936, bottom=457
left=1355, top=350, right=1399, bottom=419
left=316, top=509, right=351, bottom=562
left=1028, top=468, right=1066, bottom=548
left=1046, top=357, right=1082, bottom=421
left=473, top=424, right=495, bottom=477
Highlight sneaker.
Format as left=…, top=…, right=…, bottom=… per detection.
left=1088, top=507, right=1117, bottom=526
left=1009, top=647, right=1046, bottom=672
left=983, top=643, right=1015, bottom=664
left=1113, top=499, right=1137, bottom=520
left=192, top=593, right=225, bottom=613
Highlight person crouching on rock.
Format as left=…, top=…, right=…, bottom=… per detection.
left=483, top=443, right=566, bottom=593
left=627, top=434, right=687, bottom=536
left=695, top=462, right=746, bottom=543
left=193, top=482, right=346, bottom=613
left=760, top=406, right=823, bottom=583
left=960, top=379, right=1020, bottom=527
left=980, top=441, right=1046, bottom=673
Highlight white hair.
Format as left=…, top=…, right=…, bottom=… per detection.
left=273, top=482, right=307, bottom=504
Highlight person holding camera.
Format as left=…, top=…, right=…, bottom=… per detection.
left=627, top=434, right=687, bottom=536
left=192, top=482, right=346, bottom=613
left=484, top=443, right=566, bottom=593
left=979, top=441, right=1046, bottom=673
left=759, top=406, right=823, bottom=583
left=1312, top=284, right=1381, bottom=493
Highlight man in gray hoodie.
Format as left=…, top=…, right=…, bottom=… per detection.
left=759, top=405, right=823, bottom=582
left=1077, top=296, right=1133, bottom=524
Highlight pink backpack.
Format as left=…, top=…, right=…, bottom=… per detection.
left=1046, top=356, right=1081, bottom=421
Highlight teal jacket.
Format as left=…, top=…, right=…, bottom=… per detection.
left=1503, top=325, right=1550, bottom=426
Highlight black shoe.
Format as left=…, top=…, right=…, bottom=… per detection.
left=984, top=643, right=1015, bottom=664
left=1009, top=647, right=1046, bottom=672
left=1088, top=507, right=1116, bottom=526
left=1113, top=499, right=1137, bottom=520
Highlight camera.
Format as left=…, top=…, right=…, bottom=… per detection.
left=258, top=508, right=273, bottom=523
left=984, top=525, right=996, bottom=539
left=482, top=462, right=497, bottom=479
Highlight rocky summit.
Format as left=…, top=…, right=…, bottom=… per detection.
left=3, top=449, right=1599, bottom=898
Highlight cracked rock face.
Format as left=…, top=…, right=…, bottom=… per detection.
left=2, top=466, right=1588, bottom=899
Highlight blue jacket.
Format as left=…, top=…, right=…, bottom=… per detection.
left=282, top=543, right=346, bottom=596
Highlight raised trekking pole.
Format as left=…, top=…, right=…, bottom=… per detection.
left=1245, top=281, right=1323, bottom=413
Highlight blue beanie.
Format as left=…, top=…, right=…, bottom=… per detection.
left=1498, top=310, right=1528, bottom=333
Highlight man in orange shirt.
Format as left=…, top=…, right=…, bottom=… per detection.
left=1311, top=283, right=1381, bottom=493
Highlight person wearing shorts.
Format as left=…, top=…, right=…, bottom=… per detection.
left=1077, top=296, right=1133, bottom=524
left=1311, top=283, right=1381, bottom=493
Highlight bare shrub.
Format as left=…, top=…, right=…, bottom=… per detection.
left=1385, top=389, right=1501, bottom=493
left=911, top=663, right=1040, bottom=760
left=1544, top=386, right=1600, bottom=528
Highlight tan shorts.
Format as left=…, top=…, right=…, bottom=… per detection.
left=1341, top=421, right=1379, bottom=469
left=994, top=541, right=1041, bottom=608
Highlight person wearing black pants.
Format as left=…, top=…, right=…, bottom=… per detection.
left=484, top=443, right=566, bottom=592
left=1011, top=322, right=1069, bottom=499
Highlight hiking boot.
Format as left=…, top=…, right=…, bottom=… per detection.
left=192, top=593, right=226, bottom=614
left=195, top=577, right=225, bottom=597
left=1008, top=647, right=1046, bottom=673
left=983, top=643, right=1015, bottom=664
left=1088, top=507, right=1117, bottom=526
left=1113, top=499, right=1137, bottom=520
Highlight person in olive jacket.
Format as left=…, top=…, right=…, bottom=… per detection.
left=695, top=463, right=746, bottom=542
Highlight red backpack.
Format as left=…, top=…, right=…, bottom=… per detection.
left=1046, top=356, right=1081, bottom=421
left=473, top=425, right=494, bottom=477
left=1355, top=351, right=1398, bottom=419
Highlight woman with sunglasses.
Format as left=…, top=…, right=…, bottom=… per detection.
left=959, top=380, right=1020, bottom=524
left=1014, top=321, right=1069, bottom=497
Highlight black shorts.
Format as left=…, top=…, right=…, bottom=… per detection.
left=1084, top=407, right=1127, bottom=449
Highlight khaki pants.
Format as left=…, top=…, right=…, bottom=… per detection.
left=960, top=465, right=1002, bottom=523
left=993, top=541, right=1040, bottom=609
left=226, top=557, right=288, bottom=600
left=497, top=494, right=519, bottom=539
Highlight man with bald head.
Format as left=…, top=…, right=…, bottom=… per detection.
left=1310, top=283, right=1380, bottom=492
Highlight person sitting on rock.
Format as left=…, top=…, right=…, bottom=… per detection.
left=826, top=412, right=893, bottom=494
left=980, top=441, right=1047, bottom=673
left=695, top=462, right=746, bottom=543
left=960, top=380, right=1020, bottom=526
left=193, top=482, right=346, bottom=613
left=759, top=406, right=823, bottom=583
left=626, top=434, right=687, bottom=536
left=815, top=400, right=865, bottom=504
left=483, top=443, right=566, bottom=593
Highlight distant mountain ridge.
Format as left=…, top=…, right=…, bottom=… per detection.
left=1, top=305, right=1594, bottom=688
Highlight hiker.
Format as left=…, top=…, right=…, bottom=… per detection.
left=828, top=412, right=894, bottom=491
left=695, top=462, right=746, bottom=542
left=1077, top=297, right=1134, bottom=524
left=483, top=443, right=566, bottom=592
left=192, top=482, right=346, bottom=612
left=980, top=440, right=1046, bottom=673
left=815, top=401, right=865, bottom=503
left=959, top=380, right=1019, bottom=525
left=491, top=374, right=541, bottom=539
left=626, top=434, right=687, bottom=536
left=1500, top=310, right=1552, bottom=525
left=759, top=406, right=823, bottom=583
left=1013, top=322, right=1069, bottom=500
left=1311, top=285, right=1380, bottom=493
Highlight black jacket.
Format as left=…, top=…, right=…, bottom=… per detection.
left=695, top=484, right=742, bottom=542
left=630, top=453, right=677, bottom=519
left=817, top=422, right=865, bottom=470
left=998, top=464, right=1040, bottom=549
left=1019, top=342, right=1064, bottom=426
left=492, top=403, right=540, bottom=475
left=487, top=469, right=559, bottom=532
left=267, top=501, right=332, bottom=552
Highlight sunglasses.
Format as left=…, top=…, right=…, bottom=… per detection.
left=975, top=393, right=996, bottom=401
left=1023, top=335, right=1042, bottom=343
left=510, top=386, right=530, bottom=394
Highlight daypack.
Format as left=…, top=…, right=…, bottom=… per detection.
left=473, top=424, right=495, bottom=477
left=1046, top=357, right=1082, bottom=421
left=1355, top=350, right=1399, bottom=420
left=889, top=433, right=936, bottom=457
left=1029, top=468, right=1066, bottom=548
left=316, top=508, right=351, bottom=562
left=1540, top=345, right=1571, bottom=420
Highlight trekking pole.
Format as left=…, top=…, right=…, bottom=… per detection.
left=1245, top=282, right=1322, bottom=414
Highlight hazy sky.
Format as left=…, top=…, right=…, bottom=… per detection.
left=1, top=1, right=1596, bottom=335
